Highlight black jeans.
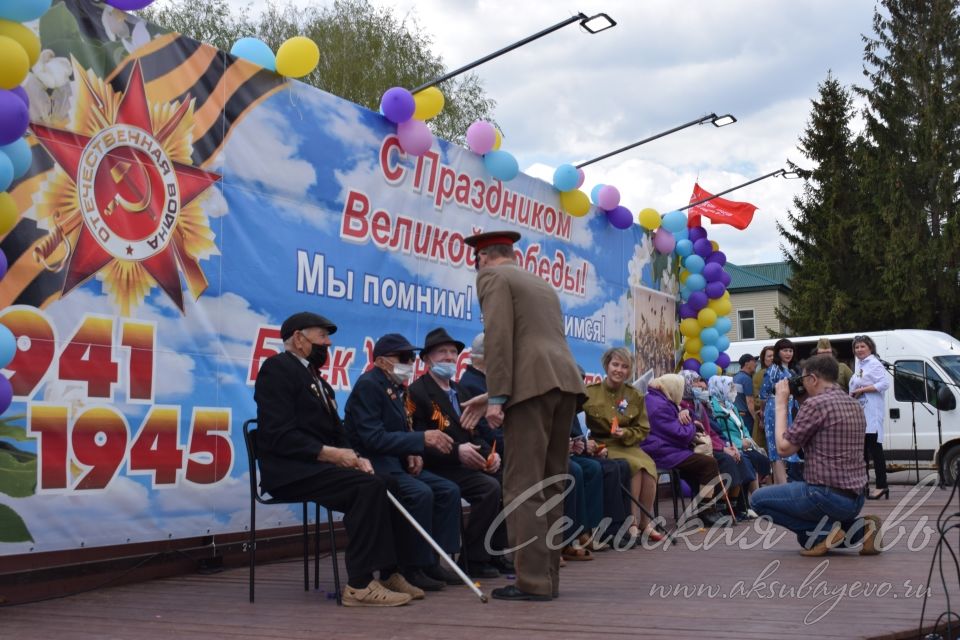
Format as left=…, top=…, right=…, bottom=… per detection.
left=864, top=433, right=888, bottom=489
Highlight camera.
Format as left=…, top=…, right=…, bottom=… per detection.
left=788, top=374, right=807, bottom=398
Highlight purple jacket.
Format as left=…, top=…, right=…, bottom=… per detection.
left=640, top=388, right=696, bottom=469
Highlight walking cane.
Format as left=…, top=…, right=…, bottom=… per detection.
left=618, top=482, right=673, bottom=546
left=386, top=490, right=488, bottom=603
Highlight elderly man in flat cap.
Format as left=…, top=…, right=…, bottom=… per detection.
left=254, top=312, right=417, bottom=607
left=463, top=230, right=586, bottom=602
left=345, top=333, right=461, bottom=592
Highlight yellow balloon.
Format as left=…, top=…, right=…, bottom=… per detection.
left=413, top=87, right=445, bottom=120
left=707, top=297, right=731, bottom=316
left=560, top=189, right=590, bottom=217
left=638, top=207, right=661, bottom=231
left=685, top=337, right=703, bottom=354
left=276, top=36, right=320, bottom=78
left=679, top=318, right=700, bottom=338
left=0, top=21, right=39, bottom=67
left=0, top=192, right=19, bottom=235
left=710, top=240, right=719, bottom=251
left=697, top=308, right=717, bottom=328
left=492, top=128, right=502, bottom=151
left=679, top=270, right=690, bottom=284
left=0, top=35, right=29, bottom=90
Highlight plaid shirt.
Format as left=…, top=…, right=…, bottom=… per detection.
left=784, top=387, right=868, bottom=492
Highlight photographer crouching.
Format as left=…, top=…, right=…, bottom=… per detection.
left=749, top=354, right=882, bottom=557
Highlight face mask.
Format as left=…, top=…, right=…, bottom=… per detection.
left=726, top=389, right=738, bottom=403
left=693, top=388, right=709, bottom=402
left=307, top=342, right=328, bottom=368
left=390, top=362, right=414, bottom=385
left=430, top=362, right=456, bottom=380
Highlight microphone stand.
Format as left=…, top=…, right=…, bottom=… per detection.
left=879, top=361, right=933, bottom=484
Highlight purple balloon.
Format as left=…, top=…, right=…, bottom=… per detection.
left=682, top=358, right=700, bottom=372
left=606, top=205, right=633, bottom=230
left=716, top=352, right=731, bottom=370
left=693, top=238, right=712, bottom=258
left=703, top=262, right=724, bottom=283
left=719, top=270, right=732, bottom=287
left=705, top=281, right=726, bottom=299
left=706, top=250, right=727, bottom=266
left=688, top=226, right=708, bottom=243
left=106, top=0, right=155, bottom=10
left=380, top=87, right=415, bottom=124
left=653, top=227, right=676, bottom=253
left=0, top=373, right=10, bottom=414
left=0, top=249, right=6, bottom=280
left=10, top=86, right=28, bottom=109
left=0, top=89, right=29, bottom=146
left=688, top=290, right=708, bottom=312
left=679, top=303, right=696, bottom=319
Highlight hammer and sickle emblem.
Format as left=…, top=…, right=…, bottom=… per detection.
left=103, top=160, right=154, bottom=220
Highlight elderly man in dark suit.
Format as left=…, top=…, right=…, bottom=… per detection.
left=254, top=312, right=415, bottom=607
left=344, top=333, right=461, bottom=592
left=464, top=230, right=586, bottom=601
left=407, top=327, right=505, bottom=579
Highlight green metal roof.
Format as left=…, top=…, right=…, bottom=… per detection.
left=726, top=262, right=792, bottom=292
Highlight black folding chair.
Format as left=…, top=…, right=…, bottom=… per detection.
left=242, top=419, right=342, bottom=605
left=654, top=468, right=687, bottom=522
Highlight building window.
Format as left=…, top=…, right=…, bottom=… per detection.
left=738, top=309, right=755, bottom=340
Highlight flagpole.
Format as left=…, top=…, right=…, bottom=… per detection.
left=679, top=169, right=789, bottom=211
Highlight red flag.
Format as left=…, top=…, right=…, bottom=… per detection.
left=687, top=183, right=758, bottom=230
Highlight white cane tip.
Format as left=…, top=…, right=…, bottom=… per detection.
left=481, top=595, right=489, bottom=603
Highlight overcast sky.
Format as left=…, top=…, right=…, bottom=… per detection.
left=214, top=0, right=878, bottom=265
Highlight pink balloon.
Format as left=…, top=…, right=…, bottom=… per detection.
left=466, top=121, right=496, bottom=155
left=575, top=168, right=585, bottom=189
left=653, top=227, right=676, bottom=254
left=597, top=185, right=620, bottom=211
left=397, top=119, right=433, bottom=156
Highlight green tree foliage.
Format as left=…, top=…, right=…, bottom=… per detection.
left=142, top=0, right=495, bottom=144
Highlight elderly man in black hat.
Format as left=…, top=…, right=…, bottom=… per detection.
left=407, top=327, right=506, bottom=579
left=254, top=312, right=416, bottom=607
left=344, top=333, right=461, bottom=592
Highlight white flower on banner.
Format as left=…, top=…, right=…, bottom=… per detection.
left=103, top=6, right=150, bottom=53
left=23, top=50, right=73, bottom=125
left=627, top=234, right=654, bottom=289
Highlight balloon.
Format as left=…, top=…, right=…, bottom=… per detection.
left=0, top=192, right=18, bottom=235
left=380, top=87, right=415, bottom=123
left=553, top=164, right=579, bottom=191
left=678, top=285, right=690, bottom=302
left=0, top=323, right=14, bottom=369
left=688, top=226, right=708, bottom=243
left=0, top=20, right=40, bottom=67
left=679, top=318, right=700, bottom=338
left=590, top=184, right=604, bottom=205
left=686, top=273, right=706, bottom=291
left=0, top=36, right=29, bottom=91
left=700, top=327, right=719, bottom=346
left=685, top=337, right=703, bottom=354
left=396, top=119, right=433, bottom=155
left=711, top=240, right=719, bottom=251
left=705, top=281, right=726, bottom=299
left=638, top=207, right=661, bottom=231
left=673, top=228, right=689, bottom=241
left=483, top=150, right=518, bottom=181
left=412, top=86, right=444, bottom=120
left=697, top=307, right=717, bottom=328
left=679, top=270, right=690, bottom=284
left=230, top=37, right=276, bottom=71
left=106, top=0, right=155, bottom=9
left=714, top=316, right=731, bottom=334
left=675, top=238, right=693, bottom=257
left=275, top=36, right=320, bottom=78
left=706, top=251, right=727, bottom=266
left=703, top=262, right=723, bottom=283
left=1, top=138, right=30, bottom=179
left=683, top=358, right=700, bottom=372
left=10, top=86, right=27, bottom=109
left=0, top=0, right=50, bottom=22
left=684, top=254, right=705, bottom=274
left=693, top=238, right=712, bottom=258
left=575, top=168, right=585, bottom=189
left=605, top=205, right=633, bottom=230
left=700, top=345, right=720, bottom=364
left=597, top=185, right=620, bottom=211
left=653, top=227, right=675, bottom=253
left=492, top=128, right=502, bottom=151
left=0, top=151, right=11, bottom=192
left=560, top=189, right=590, bottom=217
left=0, top=248, right=6, bottom=279
left=699, top=362, right=719, bottom=380
left=466, top=121, right=496, bottom=155
left=720, top=270, right=732, bottom=287
left=678, top=302, right=696, bottom=319
left=661, top=210, right=687, bottom=233
left=707, top=296, right=732, bottom=316
left=688, top=291, right=708, bottom=312
left=716, top=336, right=730, bottom=353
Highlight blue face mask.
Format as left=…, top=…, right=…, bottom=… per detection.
left=430, top=362, right=456, bottom=380
left=693, top=388, right=710, bottom=403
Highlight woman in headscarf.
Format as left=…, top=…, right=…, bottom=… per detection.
left=641, top=374, right=725, bottom=527
left=759, top=338, right=802, bottom=484
left=849, top=335, right=890, bottom=500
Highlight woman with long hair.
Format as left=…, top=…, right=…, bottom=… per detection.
left=850, top=335, right=890, bottom=500
left=752, top=346, right=775, bottom=449
left=759, top=338, right=801, bottom=484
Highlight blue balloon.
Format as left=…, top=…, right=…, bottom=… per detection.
left=230, top=37, right=276, bottom=71
left=679, top=284, right=690, bottom=302
left=686, top=273, right=706, bottom=291
left=1, top=139, right=31, bottom=180
left=675, top=239, right=694, bottom=258
left=700, top=327, right=719, bottom=346
left=673, top=228, right=689, bottom=241
left=661, top=210, right=688, bottom=234
left=683, top=254, right=705, bottom=274
left=590, top=184, right=605, bottom=205
left=714, top=316, right=732, bottom=335
left=0, top=152, right=12, bottom=192
left=716, top=336, right=730, bottom=352
left=0, top=0, right=50, bottom=22
left=699, top=362, right=719, bottom=380
left=553, top=164, right=579, bottom=191
left=700, top=345, right=720, bottom=364
left=484, top=150, right=519, bottom=181
left=0, top=324, right=15, bottom=369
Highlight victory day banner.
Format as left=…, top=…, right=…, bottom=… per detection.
left=0, top=0, right=677, bottom=555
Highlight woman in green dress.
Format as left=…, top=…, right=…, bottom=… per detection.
left=582, top=347, right=661, bottom=541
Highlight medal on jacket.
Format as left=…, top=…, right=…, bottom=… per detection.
left=610, top=415, right=620, bottom=436
left=431, top=402, right=449, bottom=431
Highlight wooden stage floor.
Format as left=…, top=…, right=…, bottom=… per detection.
left=4, top=479, right=960, bottom=640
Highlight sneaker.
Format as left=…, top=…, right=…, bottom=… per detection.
left=380, top=572, right=425, bottom=600
left=424, top=562, right=462, bottom=585
left=859, top=515, right=882, bottom=556
left=342, top=580, right=412, bottom=607
left=402, top=568, right=445, bottom=591
left=800, top=525, right=845, bottom=557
